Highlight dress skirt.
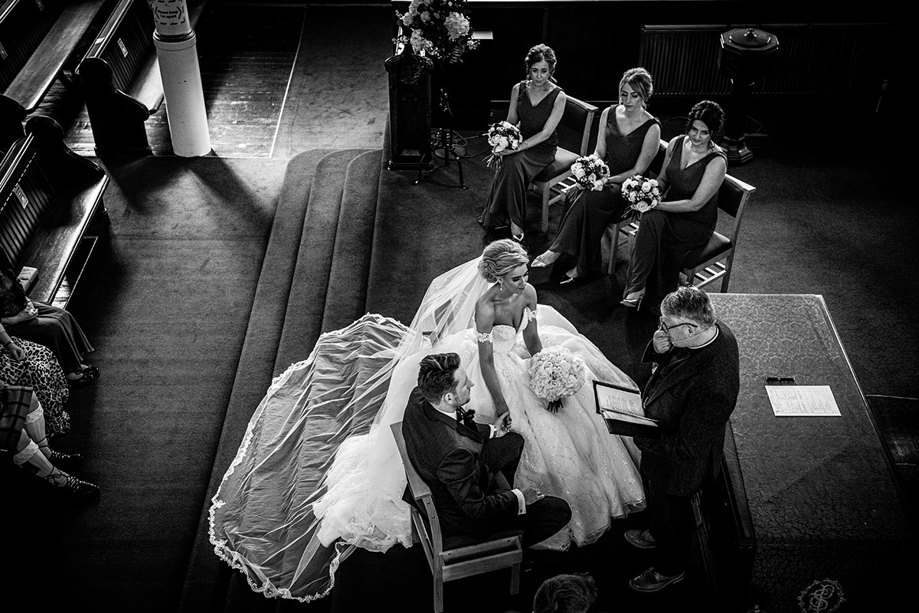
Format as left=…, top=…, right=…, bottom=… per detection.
left=480, top=147, right=556, bottom=229
left=550, top=186, right=629, bottom=277
left=8, top=302, right=94, bottom=373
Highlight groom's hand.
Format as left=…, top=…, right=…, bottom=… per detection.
left=520, top=486, right=545, bottom=505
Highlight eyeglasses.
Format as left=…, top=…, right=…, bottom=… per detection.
left=658, top=318, right=695, bottom=335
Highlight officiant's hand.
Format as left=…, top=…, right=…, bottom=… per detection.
left=652, top=329, right=673, bottom=354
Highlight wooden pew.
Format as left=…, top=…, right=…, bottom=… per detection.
left=78, top=0, right=163, bottom=155
left=0, top=0, right=108, bottom=153
left=0, top=115, right=109, bottom=307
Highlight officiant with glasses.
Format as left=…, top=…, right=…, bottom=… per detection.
left=478, top=44, right=566, bottom=243
left=624, top=285, right=739, bottom=594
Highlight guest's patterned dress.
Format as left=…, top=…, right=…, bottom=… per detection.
left=0, top=338, right=70, bottom=436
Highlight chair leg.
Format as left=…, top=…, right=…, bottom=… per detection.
left=541, top=185, right=550, bottom=232
left=609, top=224, right=623, bottom=275
left=510, top=563, right=521, bottom=595
left=434, top=574, right=444, bottom=613
left=721, top=255, right=734, bottom=293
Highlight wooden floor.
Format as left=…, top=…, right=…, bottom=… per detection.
left=39, top=3, right=378, bottom=159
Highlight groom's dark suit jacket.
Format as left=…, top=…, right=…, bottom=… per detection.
left=636, top=321, right=740, bottom=497
left=401, top=387, right=519, bottom=538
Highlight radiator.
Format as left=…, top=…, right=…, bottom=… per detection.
left=639, top=23, right=891, bottom=97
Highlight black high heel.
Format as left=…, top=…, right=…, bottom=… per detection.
left=44, top=468, right=100, bottom=497
left=620, top=291, right=645, bottom=309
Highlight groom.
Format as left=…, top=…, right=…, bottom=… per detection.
left=402, top=352, right=571, bottom=547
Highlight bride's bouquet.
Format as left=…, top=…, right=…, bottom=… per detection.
left=570, top=154, right=610, bottom=191
left=528, top=346, right=586, bottom=413
left=484, top=121, right=523, bottom=169
left=620, top=174, right=662, bottom=221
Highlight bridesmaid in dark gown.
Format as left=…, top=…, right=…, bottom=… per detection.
left=621, top=100, right=727, bottom=309
left=531, top=68, right=661, bottom=282
left=479, top=44, right=566, bottom=242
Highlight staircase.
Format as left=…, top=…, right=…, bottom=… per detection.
left=178, top=147, right=384, bottom=613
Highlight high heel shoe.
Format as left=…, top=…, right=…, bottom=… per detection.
left=44, top=469, right=100, bottom=497
left=511, top=232, right=525, bottom=243
left=620, top=291, right=645, bottom=309
left=530, top=252, right=557, bottom=268
left=47, top=449, right=83, bottom=466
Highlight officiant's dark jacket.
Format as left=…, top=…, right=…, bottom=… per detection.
left=636, top=320, right=740, bottom=496
left=402, top=387, right=520, bottom=537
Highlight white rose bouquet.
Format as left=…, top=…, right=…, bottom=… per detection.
left=570, top=154, right=610, bottom=191
left=528, top=346, right=586, bottom=413
left=620, top=174, right=662, bottom=222
left=484, top=121, right=523, bottom=169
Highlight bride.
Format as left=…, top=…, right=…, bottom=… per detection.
left=209, top=239, right=645, bottom=602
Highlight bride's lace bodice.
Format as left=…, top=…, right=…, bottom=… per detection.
left=475, top=307, right=535, bottom=354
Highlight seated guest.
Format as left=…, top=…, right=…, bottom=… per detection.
left=1, top=384, right=99, bottom=496
left=401, top=352, right=571, bottom=548
left=532, top=573, right=598, bottom=613
left=620, top=100, right=727, bottom=309
left=1, top=323, right=71, bottom=436
left=479, top=44, right=567, bottom=243
left=532, top=67, right=661, bottom=283
left=0, top=250, right=98, bottom=386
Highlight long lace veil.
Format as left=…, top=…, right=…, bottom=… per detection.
left=209, top=256, right=490, bottom=601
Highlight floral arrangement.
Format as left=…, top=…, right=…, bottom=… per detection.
left=620, top=174, right=662, bottom=221
left=528, top=347, right=586, bottom=413
left=484, top=121, right=523, bottom=169
left=396, top=0, right=479, bottom=64
left=570, top=154, right=610, bottom=191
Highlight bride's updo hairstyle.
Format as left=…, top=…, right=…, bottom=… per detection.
left=479, top=239, right=529, bottom=282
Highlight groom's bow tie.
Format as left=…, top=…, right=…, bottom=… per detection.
left=455, top=407, right=477, bottom=429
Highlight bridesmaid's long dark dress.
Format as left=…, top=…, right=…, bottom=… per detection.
left=549, top=111, right=660, bottom=277
left=480, top=82, right=561, bottom=230
left=623, top=135, right=726, bottom=302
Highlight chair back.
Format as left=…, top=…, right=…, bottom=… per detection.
left=717, top=174, right=755, bottom=245
left=648, top=138, right=668, bottom=177
left=391, top=422, right=443, bottom=559
left=555, top=94, right=597, bottom=155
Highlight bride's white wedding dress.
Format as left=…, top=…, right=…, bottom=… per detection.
left=209, top=257, right=645, bottom=602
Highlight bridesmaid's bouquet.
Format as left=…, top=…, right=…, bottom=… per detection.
left=528, top=347, right=586, bottom=413
left=484, top=121, right=523, bottom=169
left=621, top=174, right=662, bottom=221
left=570, top=154, right=610, bottom=191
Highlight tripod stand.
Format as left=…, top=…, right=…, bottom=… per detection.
left=417, top=81, right=467, bottom=189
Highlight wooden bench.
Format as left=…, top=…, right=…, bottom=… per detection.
left=605, top=139, right=756, bottom=292
left=77, top=0, right=163, bottom=155
left=0, top=0, right=108, bottom=153
left=0, top=115, right=109, bottom=307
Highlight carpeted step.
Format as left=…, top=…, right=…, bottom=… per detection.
left=177, top=149, right=332, bottom=613
left=320, top=149, right=383, bottom=331
left=273, top=148, right=370, bottom=372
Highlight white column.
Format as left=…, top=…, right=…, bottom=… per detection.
left=150, top=0, right=211, bottom=157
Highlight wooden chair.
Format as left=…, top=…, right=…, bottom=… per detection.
left=390, top=422, right=523, bottom=613
left=529, top=94, right=597, bottom=232
left=605, top=141, right=756, bottom=292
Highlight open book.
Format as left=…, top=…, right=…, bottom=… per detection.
left=593, top=380, right=660, bottom=439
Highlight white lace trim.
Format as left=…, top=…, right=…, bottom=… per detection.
left=475, top=330, right=493, bottom=343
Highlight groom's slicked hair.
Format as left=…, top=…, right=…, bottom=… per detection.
left=418, top=353, right=461, bottom=404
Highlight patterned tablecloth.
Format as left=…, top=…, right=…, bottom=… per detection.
left=711, top=293, right=914, bottom=613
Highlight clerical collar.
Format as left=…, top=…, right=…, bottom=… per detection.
left=688, top=323, right=720, bottom=350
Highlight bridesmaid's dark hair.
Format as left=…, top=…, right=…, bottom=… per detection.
left=418, top=353, right=462, bottom=404
left=479, top=239, right=529, bottom=282
left=685, top=100, right=725, bottom=141
left=524, top=44, right=557, bottom=78
left=619, top=67, right=654, bottom=105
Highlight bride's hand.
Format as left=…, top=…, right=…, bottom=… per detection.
left=493, top=412, right=512, bottom=436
